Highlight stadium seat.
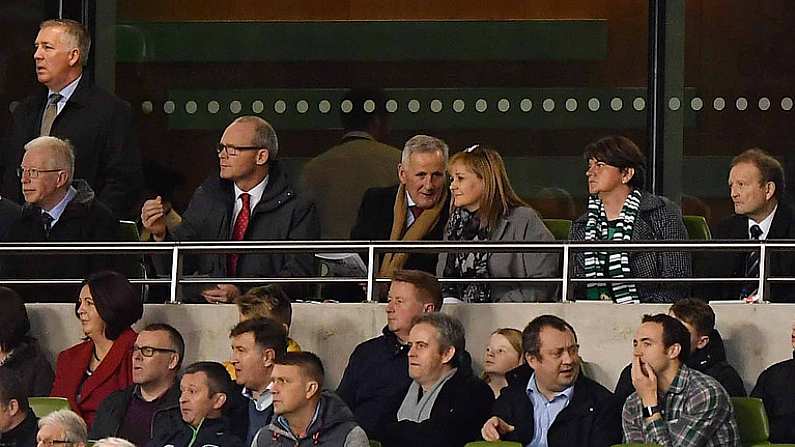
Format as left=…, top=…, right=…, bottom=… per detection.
left=683, top=215, right=711, bottom=240
left=29, top=397, right=69, bottom=417
left=732, top=397, right=772, bottom=447
left=543, top=218, right=572, bottom=240
left=466, top=442, right=522, bottom=447
left=369, top=441, right=382, bottom=447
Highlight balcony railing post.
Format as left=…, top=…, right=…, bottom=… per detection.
left=365, top=244, right=376, bottom=302
left=758, top=242, right=768, bottom=302
left=169, top=245, right=183, bottom=304
left=561, top=244, right=571, bottom=302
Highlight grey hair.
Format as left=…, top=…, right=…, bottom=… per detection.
left=38, top=409, right=88, bottom=445
left=411, top=313, right=465, bottom=367
left=401, top=134, right=449, bottom=165
left=40, top=19, right=91, bottom=67
left=231, top=116, right=279, bottom=160
left=93, top=438, right=136, bottom=447
left=24, top=136, right=75, bottom=182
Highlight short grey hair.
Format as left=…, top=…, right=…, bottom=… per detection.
left=93, top=438, right=136, bottom=447
left=40, top=19, right=91, bottom=67
left=231, top=116, right=279, bottom=160
left=24, top=136, right=76, bottom=182
left=38, top=409, right=88, bottom=445
left=401, top=134, right=449, bottom=165
left=411, top=313, right=465, bottom=367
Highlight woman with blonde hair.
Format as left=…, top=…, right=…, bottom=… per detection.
left=482, top=328, right=524, bottom=398
left=437, top=145, right=559, bottom=302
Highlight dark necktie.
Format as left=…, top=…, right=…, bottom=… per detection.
left=409, top=205, right=423, bottom=221
left=40, top=93, right=63, bottom=136
left=740, top=224, right=763, bottom=299
left=41, top=211, right=54, bottom=240
left=228, top=193, right=251, bottom=276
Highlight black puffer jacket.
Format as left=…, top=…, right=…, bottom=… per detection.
left=90, top=383, right=180, bottom=445
left=751, top=352, right=795, bottom=443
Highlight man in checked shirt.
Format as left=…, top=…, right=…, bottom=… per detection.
left=622, top=314, right=740, bottom=447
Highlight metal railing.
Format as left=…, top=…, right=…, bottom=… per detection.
left=0, top=239, right=792, bottom=303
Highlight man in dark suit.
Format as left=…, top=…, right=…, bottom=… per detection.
left=3, top=19, right=142, bottom=218
left=699, top=148, right=795, bottom=302
left=351, top=134, right=450, bottom=278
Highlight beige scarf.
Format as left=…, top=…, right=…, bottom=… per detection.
left=378, top=184, right=447, bottom=277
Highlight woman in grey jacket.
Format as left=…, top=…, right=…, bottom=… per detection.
left=437, top=145, right=559, bottom=302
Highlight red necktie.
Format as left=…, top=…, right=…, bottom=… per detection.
left=228, top=193, right=250, bottom=276
left=410, top=205, right=423, bottom=220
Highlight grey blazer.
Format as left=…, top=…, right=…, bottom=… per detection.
left=437, top=206, right=560, bottom=302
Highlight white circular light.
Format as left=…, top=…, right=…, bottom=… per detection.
left=520, top=98, right=532, bottom=112
left=252, top=100, right=265, bottom=114
left=408, top=99, right=421, bottom=113
left=736, top=97, right=748, bottom=111
left=668, top=97, right=680, bottom=111
left=163, top=101, right=175, bottom=114
left=363, top=99, right=376, bottom=113
left=185, top=101, right=198, bottom=114
left=229, top=100, right=242, bottom=114
left=542, top=98, right=555, bottom=112
left=452, top=99, right=465, bottom=113
left=274, top=100, right=287, bottom=114
left=633, top=97, right=646, bottom=111
left=385, top=99, right=398, bottom=113
left=475, top=98, right=488, bottom=112
left=690, top=97, right=703, bottom=111
left=318, top=100, right=331, bottom=114
left=497, top=98, right=510, bottom=112
left=781, top=97, right=793, bottom=111
left=713, top=97, right=726, bottom=111
left=340, top=99, right=353, bottom=113
left=207, top=101, right=220, bottom=114
left=141, top=101, right=153, bottom=114
left=296, top=100, right=309, bottom=114
left=565, top=98, right=577, bottom=112
left=758, top=97, right=771, bottom=111
left=587, top=98, right=600, bottom=111
left=430, top=99, right=443, bottom=113
left=611, top=97, right=624, bottom=111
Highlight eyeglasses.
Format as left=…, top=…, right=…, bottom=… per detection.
left=17, top=167, right=63, bottom=178
left=132, top=345, right=177, bottom=357
left=216, top=143, right=263, bottom=157
left=36, top=439, right=72, bottom=446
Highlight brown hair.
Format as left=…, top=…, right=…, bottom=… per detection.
left=583, top=135, right=647, bottom=189
left=669, top=298, right=715, bottom=338
left=482, top=328, right=525, bottom=382
left=448, top=146, right=528, bottom=230
left=40, top=19, right=91, bottom=67
left=235, top=285, right=292, bottom=328
left=731, top=148, right=785, bottom=199
left=275, top=351, right=325, bottom=389
left=391, top=269, right=442, bottom=311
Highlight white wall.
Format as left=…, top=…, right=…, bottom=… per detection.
left=26, top=302, right=795, bottom=394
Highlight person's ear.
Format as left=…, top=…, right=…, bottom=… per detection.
left=622, top=167, right=636, bottom=185
left=525, top=352, right=540, bottom=370
left=57, top=170, right=70, bottom=188
left=765, top=181, right=776, bottom=201
left=168, top=353, right=180, bottom=371
left=67, top=48, right=80, bottom=67
left=262, top=347, right=276, bottom=367
left=211, top=392, right=227, bottom=411
left=398, top=162, right=407, bottom=185
left=695, top=334, right=710, bottom=351
left=256, top=148, right=270, bottom=166
left=6, top=399, right=19, bottom=416
left=440, top=346, right=456, bottom=365
left=305, top=380, right=320, bottom=400
left=667, top=343, right=682, bottom=360
left=422, top=302, right=435, bottom=313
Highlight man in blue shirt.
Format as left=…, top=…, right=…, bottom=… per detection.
left=482, top=315, right=621, bottom=447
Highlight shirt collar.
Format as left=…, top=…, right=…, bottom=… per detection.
left=748, top=204, right=777, bottom=239
left=49, top=75, right=81, bottom=103
left=242, top=383, right=273, bottom=411
left=276, top=399, right=322, bottom=437
left=526, top=372, right=575, bottom=402
left=44, top=185, right=77, bottom=223
left=234, top=175, right=268, bottom=205
left=667, top=364, right=689, bottom=395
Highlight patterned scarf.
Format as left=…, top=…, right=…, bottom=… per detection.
left=583, top=189, right=642, bottom=304
left=442, top=207, right=491, bottom=303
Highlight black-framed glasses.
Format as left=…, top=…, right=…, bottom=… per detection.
left=17, top=167, right=63, bottom=178
left=215, top=143, right=263, bottom=157
left=132, top=345, right=177, bottom=357
left=36, top=440, right=72, bottom=446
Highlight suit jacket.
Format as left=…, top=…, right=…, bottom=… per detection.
left=697, top=201, right=795, bottom=302
left=0, top=197, right=21, bottom=239
left=50, top=327, right=137, bottom=429
left=351, top=184, right=449, bottom=275
left=4, top=77, right=143, bottom=218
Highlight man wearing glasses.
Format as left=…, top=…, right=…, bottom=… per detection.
left=90, top=324, right=184, bottom=446
left=141, top=116, right=319, bottom=303
left=35, top=409, right=87, bottom=447
left=3, top=135, right=120, bottom=302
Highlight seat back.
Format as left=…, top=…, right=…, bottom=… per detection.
left=683, top=215, right=711, bottom=240
left=731, top=396, right=770, bottom=446
left=29, top=397, right=70, bottom=417
left=543, top=218, right=572, bottom=240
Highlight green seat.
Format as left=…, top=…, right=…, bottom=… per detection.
left=29, top=397, right=69, bottom=417
left=369, top=441, right=382, bottom=447
left=732, top=397, right=770, bottom=447
left=543, top=218, right=572, bottom=240
left=683, top=215, right=711, bottom=240
left=465, top=442, right=523, bottom=447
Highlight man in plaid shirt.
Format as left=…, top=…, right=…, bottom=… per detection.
left=622, top=314, right=740, bottom=447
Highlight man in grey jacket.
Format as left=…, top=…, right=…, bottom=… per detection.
left=253, top=352, right=368, bottom=447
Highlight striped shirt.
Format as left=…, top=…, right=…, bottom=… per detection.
left=622, top=364, right=741, bottom=447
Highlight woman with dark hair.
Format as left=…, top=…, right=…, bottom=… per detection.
left=0, top=286, right=54, bottom=396
left=437, top=145, right=559, bottom=302
left=570, top=135, right=690, bottom=303
left=51, top=271, right=143, bottom=428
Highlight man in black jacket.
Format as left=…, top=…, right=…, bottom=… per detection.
left=90, top=324, right=184, bottom=446
left=614, top=299, right=746, bottom=403
left=336, top=270, right=442, bottom=441
left=4, top=19, right=142, bottom=218
left=482, top=315, right=621, bottom=447
left=141, top=116, right=319, bottom=303
left=751, top=320, right=795, bottom=443
left=0, top=369, right=38, bottom=447
left=381, top=313, right=493, bottom=447
left=150, top=362, right=242, bottom=447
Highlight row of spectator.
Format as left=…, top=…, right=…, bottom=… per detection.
left=1, top=269, right=794, bottom=446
